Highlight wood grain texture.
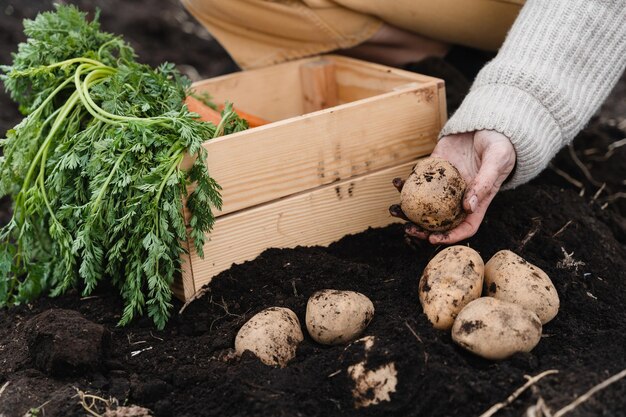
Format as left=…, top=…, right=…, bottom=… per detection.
left=180, top=160, right=418, bottom=296
left=300, top=59, right=339, bottom=112
left=172, top=234, right=196, bottom=301
left=185, top=84, right=441, bottom=218
left=174, top=56, right=447, bottom=301
left=190, top=58, right=306, bottom=121
left=189, top=55, right=444, bottom=122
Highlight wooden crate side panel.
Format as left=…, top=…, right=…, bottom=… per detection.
left=188, top=55, right=442, bottom=122
left=172, top=234, right=196, bottom=301
left=437, top=80, right=448, bottom=126
left=331, top=55, right=442, bottom=103
left=180, top=160, right=417, bottom=295
left=300, top=59, right=339, bottom=113
left=190, top=59, right=310, bottom=121
left=189, top=83, right=441, bottom=218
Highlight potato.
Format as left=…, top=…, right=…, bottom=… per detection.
left=452, top=297, right=542, bottom=360
left=306, top=289, right=374, bottom=345
left=235, top=307, right=304, bottom=367
left=419, top=246, right=484, bottom=330
left=485, top=250, right=559, bottom=324
left=400, top=157, right=467, bottom=232
left=343, top=336, right=397, bottom=408
left=348, top=360, right=398, bottom=408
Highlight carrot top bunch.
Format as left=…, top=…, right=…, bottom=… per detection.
left=0, top=5, right=246, bottom=328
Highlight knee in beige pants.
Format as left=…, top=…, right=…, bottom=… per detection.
left=181, top=0, right=524, bottom=69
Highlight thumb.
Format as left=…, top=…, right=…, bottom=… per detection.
left=463, top=131, right=515, bottom=214
left=463, top=157, right=502, bottom=214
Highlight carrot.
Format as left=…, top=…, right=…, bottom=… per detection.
left=184, top=96, right=222, bottom=125
left=217, top=104, right=269, bottom=128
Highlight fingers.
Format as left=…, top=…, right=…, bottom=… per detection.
left=405, top=223, right=429, bottom=240
left=463, top=162, right=500, bottom=214
left=390, top=178, right=431, bottom=241
left=392, top=177, right=404, bottom=192
left=389, top=204, right=409, bottom=221
left=428, top=216, right=480, bottom=244
left=429, top=190, right=497, bottom=244
left=389, top=205, right=430, bottom=239
left=463, top=131, right=516, bottom=213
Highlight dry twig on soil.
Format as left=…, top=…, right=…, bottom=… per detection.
left=179, top=287, right=210, bottom=314
left=0, top=381, right=9, bottom=399
left=76, top=388, right=117, bottom=417
left=552, top=368, right=626, bottom=417
left=585, top=138, right=626, bottom=161
left=591, top=183, right=606, bottom=202
left=479, top=370, right=559, bottom=417
left=552, top=221, right=573, bottom=238
left=556, top=247, right=586, bottom=272
left=518, top=217, right=542, bottom=252
left=568, top=144, right=603, bottom=187
left=525, top=397, right=553, bottom=417
left=404, top=321, right=423, bottom=344
left=548, top=164, right=584, bottom=189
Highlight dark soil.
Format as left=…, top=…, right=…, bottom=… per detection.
left=1, top=1, right=625, bottom=417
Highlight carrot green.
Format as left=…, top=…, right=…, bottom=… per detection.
left=0, top=5, right=246, bottom=328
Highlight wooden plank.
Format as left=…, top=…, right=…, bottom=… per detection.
left=436, top=80, right=448, bottom=127
left=331, top=55, right=442, bottom=103
left=190, top=58, right=313, bottom=121
left=173, top=233, right=197, bottom=301
left=179, top=160, right=417, bottom=297
left=300, top=59, right=339, bottom=112
left=189, top=55, right=443, bottom=121
left=185, top=83, right=441, bottom=218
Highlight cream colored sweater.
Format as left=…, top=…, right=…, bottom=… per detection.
left=440, top=0, right=626, bottom=188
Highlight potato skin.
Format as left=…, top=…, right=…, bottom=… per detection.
left=306, top=290, right=374, bottom=345
left=452, top=297, right=542, bottom=360
left=400, top=157, right=467, bottom=232
left=235, top=307, right=304, bottom=367
left=419, top=246, right=484, bottom=330
left=348, top=361, right=397, bottom=408
left=485, top=250, right=560, bottom=324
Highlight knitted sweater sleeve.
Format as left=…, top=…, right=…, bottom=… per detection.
left=440, top=0, right=626, bottom=189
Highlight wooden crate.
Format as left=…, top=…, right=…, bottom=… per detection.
left=173, top=55, right=446, bottom=300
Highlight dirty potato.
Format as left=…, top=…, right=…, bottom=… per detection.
left=485, top=250, right=559, bottom=324
left=452, top=297, right=542, bottom=360
left=419, top=246, right=484, bottom=330
left=235, top=307, right=304, bottom=367
left=343, top=336, right=397, bottom=409
left=306, top=289, right=374, bottom=345
left=400, top=157, right=467, bottom=232
left=348, top=360, right=398, bottom=408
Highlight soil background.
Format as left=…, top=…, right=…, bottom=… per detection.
left=1, top=1, right=625, bottom=417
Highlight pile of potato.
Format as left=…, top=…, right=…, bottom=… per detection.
left=394, top=157, right=559, bottom=360
left=420, top=247, right=559, bottom=360
left=234, top=289, right=375, bottom=367
left=232, top=246, right=558, bottom=365
left=234, top=289, right=389, bottom=408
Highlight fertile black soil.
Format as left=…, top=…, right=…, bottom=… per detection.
left=1, top=1, right=625, bottom=417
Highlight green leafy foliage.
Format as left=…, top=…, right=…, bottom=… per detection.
left=0, top=5, right=246, bottom=329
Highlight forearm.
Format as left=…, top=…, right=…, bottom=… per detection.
left=441, top=0, right=626, bottom=188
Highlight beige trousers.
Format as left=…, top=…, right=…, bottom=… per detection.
left=181, top=0, right=525, bottom=70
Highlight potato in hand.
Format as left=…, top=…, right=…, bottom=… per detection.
left=390, top=157, right=467, bottom=233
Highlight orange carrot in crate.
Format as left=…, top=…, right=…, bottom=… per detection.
left=184, top=96, right=222, bottom=125
left=218, top=104, right=269, bottom=128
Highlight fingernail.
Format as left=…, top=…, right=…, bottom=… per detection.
left=469, top=195, right=478, bottom=213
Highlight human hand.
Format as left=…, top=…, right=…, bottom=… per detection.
left=392, top=130, right=516, bottom=244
